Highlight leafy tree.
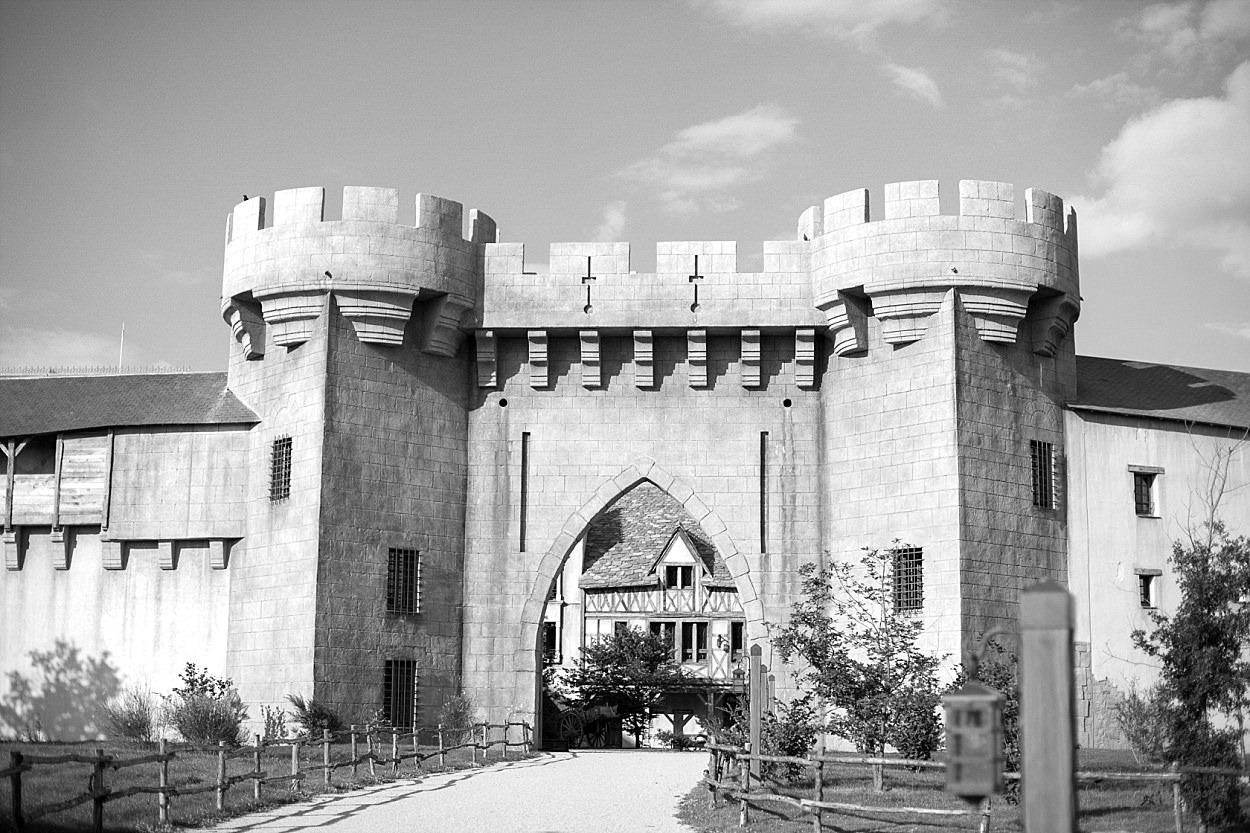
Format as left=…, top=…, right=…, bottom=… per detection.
left=1132, top=520, right=1250, bottom=829
left=772, top=548, right=945, bottom=779
left=557, top=626, right=687, bottom=745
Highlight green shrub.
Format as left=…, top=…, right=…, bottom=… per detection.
left=167, top=664, right=247, bottom=745
left=261, top=705, right=288, bottom=742
left=169, top=691, right=248, bottom=745
left=1112, top=684, right=1170, bottom=766
left=709, top=696, right=819, bottom=782
left=438, top=694, right=476, bottom=745
left=285, top=693, right=345, bottom=736
left=101, top=685, right=158, bottom=742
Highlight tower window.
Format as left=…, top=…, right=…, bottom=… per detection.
left=1030, top=440, right=1055, bottom=509
left=386, top=547, right=421, bottom=614
left=1130, top=467, right=1163, bottom=517
left=892, top=546, right=924, bottom=613
left=270, top=436, right=292, bottom=502
left=382, top=659, right=418, bottom=730
left=1138, top=572, right=1160, bottom=609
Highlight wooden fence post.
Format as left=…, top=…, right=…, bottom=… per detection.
left=438, top=724, right=446, bottom=769
left=979, top=796, right=992, bottom=833
left=1171, top=761, right=1182, bottom=833
left=481, top=723, right=489, bottom=761
left=158, top=739, right=169, bottom=824
left=748, top=644, right=762, bottom=786
left=392, top=729, right=399, bottom=776
left=350, top=725, right=358, bottom=778
left=216, top=741, right=227, bottom=811
left=322, top=729, right=331, bottom=786
left=739, top=747, right=750, bottom=828
left=471, top=723, right=478, bottom=765
left=1021, top=580, right=1077, bottom=833
left=254, top=734, right=262, bottom=800
left=290, top=740, right=299, bottom=790
left=412, top=728, right=420, bottom=769
left=810, top=757, right=823, bottom=833
left=92, top=747, right=106, bottom=833
left=503, top=723, right=509, bottom=760
left=9, top=750, right=24, bottom=831
left=367, top=728, right=376, bottom=777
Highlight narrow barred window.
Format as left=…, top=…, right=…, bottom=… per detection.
left=1030, top=440, right=1055, bottom=509
left=382, top=659, right=418, bottom=730
left=892, top=546, right=924, bottom=613
left=270, top=437, right=292, bottom=502
left=386, top=548, right=421, bottom=614
left=1133, top=472, right=1157, bottom=516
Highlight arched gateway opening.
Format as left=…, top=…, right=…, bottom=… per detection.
left=530, top=467, right=762, bottom=749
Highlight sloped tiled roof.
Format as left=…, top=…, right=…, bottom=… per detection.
left=579, top=481, right=736, bottom=590
left=1071, top=356, right=1250, bottom=431
left=0, top=372, right=258, bottom=437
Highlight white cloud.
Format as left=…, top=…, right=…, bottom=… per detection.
left=592, top=201, right=627, bottom=242
left=618, top=105, right=801, bottom=215
left=1205, top=321, right=1250, bottom=340
left=881, top=63, right=942, bottom=107
left=699, top=0, right=951, bottom=45
left=139, top=249, right=213, bottom=287
left=988, top=49, right=1040, bottom=92
left=1068, top=72, right=1163, bottom=109
left=1118, top=0, right=1250, bottom=64
left=1071, top=61, right=1250, bottom=277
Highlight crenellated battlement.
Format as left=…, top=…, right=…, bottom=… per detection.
left=222, top=187, right=498, bottom=357
left=804, top=180, right=1079, bottom=356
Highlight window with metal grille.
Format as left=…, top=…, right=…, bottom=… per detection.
left=1133, top=472, right=1157, bottom=516
left=386, top=547, right=421, bottom=614
left=270, top=436, right=292, bottom=502
left=1138, top=574, right=1158, bottom=609
left=1030, top=440, right=1055, bottom=509
left=382, top=659, right=417, bottom=730
left=892, top=546, right=924, bottom=613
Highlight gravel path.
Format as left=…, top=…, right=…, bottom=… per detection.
left=211, top=750, right=705, bottom=833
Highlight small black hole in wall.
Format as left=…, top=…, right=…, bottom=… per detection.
left=499, top=398, right=508, bottom=407
left=783, top=398, right=792, bottom=408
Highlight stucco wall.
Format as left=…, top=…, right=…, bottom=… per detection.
left=1066, top=410, right=1250, bottom=746
left=0, top=527, right=229, bottom=739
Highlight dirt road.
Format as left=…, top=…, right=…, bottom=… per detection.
left=211, top=750, right=704, bottom=833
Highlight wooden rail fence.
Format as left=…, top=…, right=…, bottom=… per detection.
left=702, top=742, right=1246, bottom=833
left=1, top=720, right=532, bottom=833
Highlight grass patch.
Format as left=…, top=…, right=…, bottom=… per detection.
left=1, top=738, right=533, bottom=832
left=678, top=749, right=1249, bottom=833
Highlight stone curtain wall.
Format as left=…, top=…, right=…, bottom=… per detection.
left=462, top=331, right=822, bottom=725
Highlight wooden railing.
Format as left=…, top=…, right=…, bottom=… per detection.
left=0, top=720, right=532, bottom=833
left=702, top=742, right=1247, bottom=833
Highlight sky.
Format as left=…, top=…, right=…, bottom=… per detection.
left=1, top=0, right=1248, bottom=373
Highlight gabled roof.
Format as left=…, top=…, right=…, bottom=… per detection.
left=579, top=481, right=736, bottom=590
left=1070, top=356, right=1250, bottom=431
left=0, top=372, right=258, bottom=437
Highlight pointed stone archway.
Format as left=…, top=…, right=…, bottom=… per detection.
left=517, top=457, right=763, bottom=741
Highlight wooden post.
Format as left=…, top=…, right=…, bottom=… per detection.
left=350, top=725, right=358, bottom=778
left=979, top=796, right=992, bottom=833
left=9, top=751, right=24, bottom=831
left=438, top=724, right=446, bottom=769
left=481, top=723, right=489, bottom=761
left=1021, top=580, right=1077, bottom=833
left=290, top=741, right=299, bottom=791
left=471, top=724, right=478, bottom=764
left=739, top=747, right=750, bottom=827
left=216, top=741, right=227, bottom=811
left=253, top=734, right=262, bottom=800
left=748, top=644, right=762, bottom=786
left=503, top=723, right=509, bottom=760
left=392, top=730, right=399, bottom=776
left=810, top=757, right=823, bottom=833
left=1171, top=762, right=1182, bottom=833
left=322, top=729, right=332, bottom=786
left=367, top=729, right=376, bottom=777
left=92, top=748, right=106, bottom=833
left=413, top=728, right=420, bottom=769
left=158, top=739, right=169, bottom=824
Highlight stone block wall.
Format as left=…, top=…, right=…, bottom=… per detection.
left=462, top=331, right=822, bottom=725
left=313, top=300, right=469, bottom=727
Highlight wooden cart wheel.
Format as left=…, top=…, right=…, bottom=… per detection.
left=558, top=711, right=585, bottom=745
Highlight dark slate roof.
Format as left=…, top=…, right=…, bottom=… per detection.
left=0, top=372, right=258, bottom=437
left=579, top=481, right=736, bottom=590
left=1070, top=356, right=1250, bottom=431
